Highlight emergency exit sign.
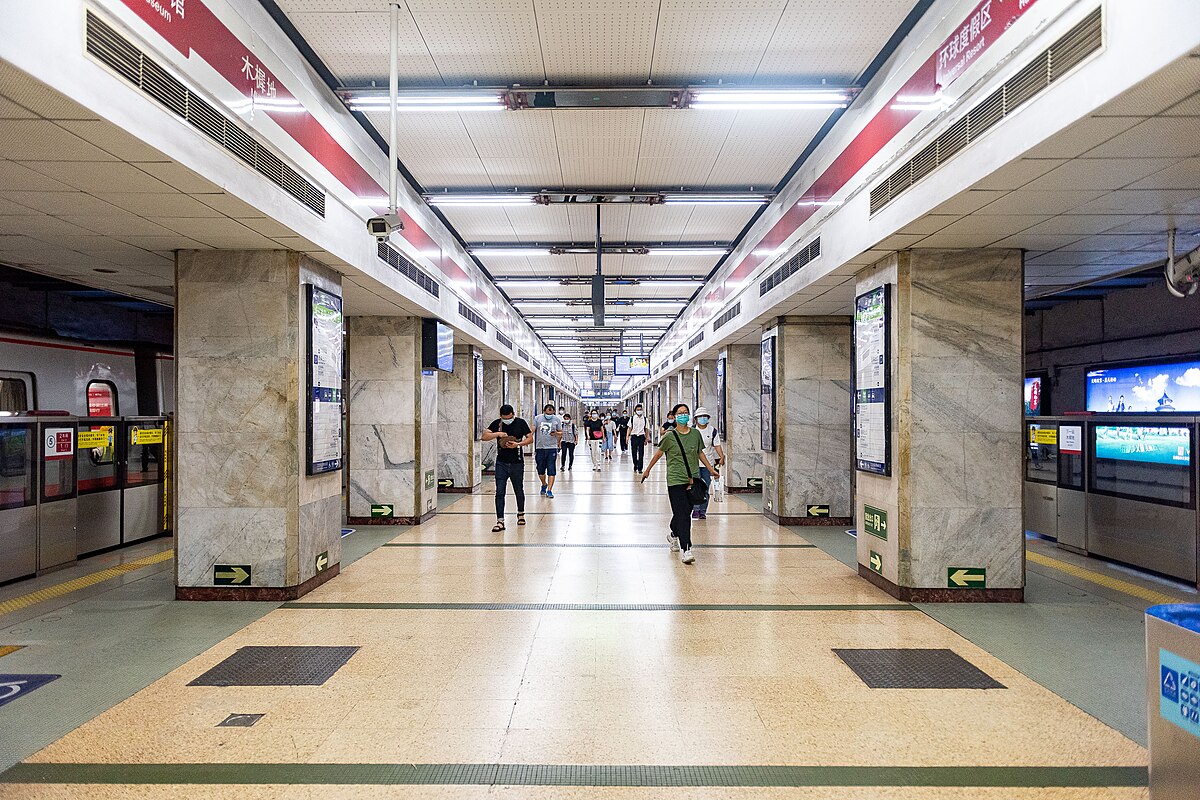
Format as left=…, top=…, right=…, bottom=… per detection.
left=863, top=505, right=888, bottom=540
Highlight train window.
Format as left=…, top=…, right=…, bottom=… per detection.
left=0, top=372, right=32, bottom=414
left=86, top=381, right=117, bottom=416
left=126, top=422, right=164, bottom=488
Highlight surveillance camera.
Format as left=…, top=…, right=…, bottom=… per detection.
left=367, top=213, right=403, bottom=242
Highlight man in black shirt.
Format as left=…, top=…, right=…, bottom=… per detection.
left=616, top=408, right=630, bottom=453
left=481, top=404, right=533, bottom=531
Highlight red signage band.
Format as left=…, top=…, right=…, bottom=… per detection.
left=114, top=0, right=485, bottom=301
left=705, top=0, right=1041, bottom=307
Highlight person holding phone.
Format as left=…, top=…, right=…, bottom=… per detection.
left=481, top=404, right=533, bottom=532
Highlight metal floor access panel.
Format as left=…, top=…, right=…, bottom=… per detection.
left=833, top=648, right=1007, bottom=690
left=187, top=646, right=360, bottom=687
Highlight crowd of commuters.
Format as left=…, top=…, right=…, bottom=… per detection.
left=484, top=400, right=724, bottom=564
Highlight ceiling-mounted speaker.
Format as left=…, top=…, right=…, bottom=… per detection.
left=591, top=273, right=605, bottom=326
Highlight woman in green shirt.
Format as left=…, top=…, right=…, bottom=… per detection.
left=640, top=403, right=720, bottom=564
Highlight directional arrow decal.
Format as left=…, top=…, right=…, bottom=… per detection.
left=0, top=674, right=60, bottom=708
left=869, top=551, right=883, bottom=575
left=315, top=551, right=329, bottom=573
left=213, top=565, right=251, bottom=586
left=947, top=568, right=986, bottom=588
left=371, top=504, right=395, bottom=518
left=806, top=505, right=830, bottom=517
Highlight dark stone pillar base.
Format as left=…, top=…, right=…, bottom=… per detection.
left=347, top=509, right=437, bottom=526
left=728, top=486, right=762, bottom=494
left=439, top=485, right=479, bottom=494
left=765, top=510, right=852, bottom=527
left=176, top=563, right=339, bottom=601
left=858, top=564, right=1023, bottom=603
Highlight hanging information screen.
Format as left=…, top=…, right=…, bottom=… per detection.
left=306, top=285, right=343, bottom=475
left=854, top=285, right=891, bottom=475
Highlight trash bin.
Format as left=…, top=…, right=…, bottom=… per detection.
left=1146, top=604, right=1200, bottom=798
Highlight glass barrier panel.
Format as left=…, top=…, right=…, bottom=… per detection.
left=126, top=422, right=164, bottom=488
left=42, top=449, right=76, bottom=502
left=1026, top=423, right=1058, bottom=484
left=77, top=424, right=118, bottom=493
left=0, top=424, right=34, bottom=510
left=1090, top=424, right=1194, bottom=507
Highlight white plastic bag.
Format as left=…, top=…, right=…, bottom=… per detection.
left=710, top=475, right=725, bottom=503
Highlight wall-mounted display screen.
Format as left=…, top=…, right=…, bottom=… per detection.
left=760, top=335, right=776, bottom=452
left=854, top=285, right=891, bottom=475
left=614, top=355, right=651, bottom=376
left=421, top=319, right=454, bottom=372
left=1086, top=359, right=1200, bottom=413
left=1024, top=377, right=1044, bottom=416
left=1094, top=425, right=1192, bottom=466
left=306, top=285, right=343, bottom=475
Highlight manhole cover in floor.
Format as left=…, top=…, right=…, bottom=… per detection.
left=833, top=648, right=1006, bottom=689
left=189, top=646, right=359, bottom=687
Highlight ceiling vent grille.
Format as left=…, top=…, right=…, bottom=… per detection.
left=688, top=330, right=705, bottom=348
left=495, top=331, right=513, bottom=350
left=672, top=347, right=684, bottom=363
left=518, top=348, right=530, bottom=362
left=759, top=237, right=822, bottom=297
left=85, top=11, right=326, bottom=218
left=712, top=302, right=741, bottom=332
left=457, top=301, right=487, bottom=332
left=532, top=359, right=543, bottom=371
left=869, top=7, right=1102, bottom=215
left=377, top=241, right=440, bottom=297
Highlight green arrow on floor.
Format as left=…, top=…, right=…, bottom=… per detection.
left=947, top=567, right=986, bottom=588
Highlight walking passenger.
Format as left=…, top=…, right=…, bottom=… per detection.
left=559, top=412, right=577, bottom=471
left=533, top=403, right=563, bottom=498
left=616, top=408, right=630, bottom=453
left=481, top=404, right=533, bottom=532
left=602, top=412, right=617, bottom=461
left=640, top=403, right=719, bottom=564
left=585, top=410, right=605, bottom=471
left=691, top=407, right=725, bottom=520
left=629, top=403, right=648, bottom=474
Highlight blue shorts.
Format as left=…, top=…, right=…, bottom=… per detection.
left=535, top=449, right=558, bottom=476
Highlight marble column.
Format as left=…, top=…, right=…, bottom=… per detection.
left=760, top=317, right=853, bottom=526
left=695, top=360, right=718, bottom=413
left=346, top=316, right=438, bottom=526
left=436, top=346, right=481, bottom=493
left=854, top=249, right=1024, bottom=602
left=174, top=250, right=342, bottom=600
left=480, top=360, right=506, bottom=473
left=676, top=369, right=695, bottom=414
left=515, top=371, right=528, bottom=419
left=726, top=344, right=765, bottom=491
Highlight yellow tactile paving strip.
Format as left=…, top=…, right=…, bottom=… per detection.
left=3, top=470, right=1148, bottom=798
left=0, top=549, right=174, bottom=617
left=1026, top=550, right=1185, bottom=606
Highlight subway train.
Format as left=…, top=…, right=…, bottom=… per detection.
left=0, top=333, right=174, bottom=416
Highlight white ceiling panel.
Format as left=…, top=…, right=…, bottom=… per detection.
left=1021, top=115, right=1141, bottom=160
left=976, top=190, right=1105, bottom=216
left=21, top=161, right=175, bottom=194
left=1021, top=158, right=1181, bottom=192
left=650, top=1, right=786, bottom=83
left=290, top=10, right=441, bottom=85
left=1086, top=117, right=1200, bottom=161
left=536, top=1, right=658, bottom=82
left=0, top=160, right=76, bottom=192
left=755, top=0, right=916, bottom=81
left=408, top=9, right=544, bottom=85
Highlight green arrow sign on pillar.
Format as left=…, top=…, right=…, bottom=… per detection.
left=869, top=551, right=883, bottom=575
left=315, top=551, right=329, bottom=573
left=947, top=567, right=986, bottom=588
left=371, top=504, right=394, bottom=518
left=213, top=565, right=251, bottom=586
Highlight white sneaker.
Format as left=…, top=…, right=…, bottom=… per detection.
left=668, top=535, right=680, bottom=552
left=681, top=548, right=695, bottom=564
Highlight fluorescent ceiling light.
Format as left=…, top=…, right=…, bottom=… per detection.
left=348, top=94, right=504, bottom=113
left=647, top=247, right=729, bottom=256
left=429, top=195, right=535, bottom=207
left=689, top=89, right=850, bottom=110
left=661, top=193, right=769, bottom=205
left=470, top=248, right=550, bottom=256
left=639, top=280, right=703, bottom=290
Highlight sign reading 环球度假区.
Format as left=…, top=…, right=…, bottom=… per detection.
left=936, top=0, right=1043, bottom=90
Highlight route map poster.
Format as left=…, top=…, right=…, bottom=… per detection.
left=854, top=285, right=891, bottom=476
left=760, top=335, right=776, bottom=452
left=306, top=285, right=343, bottom=475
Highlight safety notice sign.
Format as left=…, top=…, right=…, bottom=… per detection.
left=1161, top=648, right=1200, bottom=740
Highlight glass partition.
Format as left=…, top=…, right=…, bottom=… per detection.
left=126, top=421, right=164, bottom=488
left=77, top=421, right=118, bottom=494
left=1026, top=421, right=1058, bottom=484
left=0, top=423, right=34, bottom=510
left=1090, top=424, right=1194, bottom=507
left=41, top=425, right=76, bottom=503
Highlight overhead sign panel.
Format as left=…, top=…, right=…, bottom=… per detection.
left=613, top=356, right=651, bottom=376
left=1087, top=360, right=1200, bottom=413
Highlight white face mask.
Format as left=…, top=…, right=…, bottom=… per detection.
left=635, top=410, right=643, bottom=416
left=500, top=417, right=513, bottom=425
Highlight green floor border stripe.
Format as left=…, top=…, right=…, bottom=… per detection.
left=381, top=542, right=816, bottom=548
left=279, top=601, right=917, bottom=611
left=0, top=763, right=1148, bottom=787
left=438, top=511, right=763, bottom=516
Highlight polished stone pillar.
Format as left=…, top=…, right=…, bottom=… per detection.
left=480, top=360, right=506, bottom=473
left=725, top=344, right=765, bottom=491
left=346, top=316, right=438, bottom=526
left=174, top=250, right=342, bottom=600
left=695, top=360, right=718, bottom=413
left=515, top=371, right=528, bottom=419
left=677, top=369, right=695, bottom=413
left=436, top=346, right=481, bottom=493
left=854, top=249, right=1024, bottom=602
left=760, top=317, right=852, bottom=526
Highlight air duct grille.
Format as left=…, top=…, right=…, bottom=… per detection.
left=688, top=330, right=704, bottom=348
left=85, top=11, right=326, bottom=218
left=377, top=242, right=440, bottom=297
left=759, top=237, right=821, bottom=297
left=518, top=348, right=530, bottom=362
left=869, top=7, right=1102, bottom=215
left=457, top=302, right=487, bottom=332
left=495, top=331, right=513, bottom=350
left=712, top=302, right=741, bottom=332
left=672, top=348, right=684, bottom=363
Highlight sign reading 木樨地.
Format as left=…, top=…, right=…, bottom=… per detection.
left=307, top=286, right=343, bottom=475
left=854, top=286, right=890, bottom=475
left=936, top=0, right=1043, bottom=90
left=948, top=567, right=987, bottom=588
left=1160, top=648, right=1200, bottom=738
left=863, top=505, right=888, bottom=540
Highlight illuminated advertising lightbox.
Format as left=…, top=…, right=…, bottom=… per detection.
left=614, top=355, right=651, bottom=376
left=1087, top=360, right=1200, bottom=413
left=1094, top=426, right=1192, bottom=466
left=1024, top=377, right=1043, bottom=416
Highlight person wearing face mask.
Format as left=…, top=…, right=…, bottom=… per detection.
left=691, top=407, right=724, bottom=520
left=559, top=412, right=577, bottom=471
left=640, top=403, right=719, bottom=564
left=628, top=403, right=648, bottom=474
left=616, top=408, right=630, bottom=453
left=602, top=412, right=617, bottom=461
left=585, top=410, right=605, bottom=471
left=481, top=404, right=534, bottom=532
left=533, top=403, right=564, bottom=499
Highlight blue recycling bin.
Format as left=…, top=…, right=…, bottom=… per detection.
left=1146, top=604, right=1200, bottom=798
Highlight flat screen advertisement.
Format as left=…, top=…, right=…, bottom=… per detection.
left=1094, top=426, right=1192, bottom=466
left=473, top=354, right=485, bottom=441
left=1025, top=376, right=1044, bottom=416
left=306, top=285, right=343, bottom=475
left=854, top=285, right=891, bottom=476
left=1086, top=359, right=1200, bottom=413
left=614, top=355, right=651, bottom=376
left=716, top=355, right=727, bottom=438
left=760, top=335, right=776, bottom=452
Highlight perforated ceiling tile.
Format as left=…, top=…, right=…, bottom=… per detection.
left=189, top=646, right=360, bottom=687
left=755, top=0, right=913, bottom=81
left=650, top=3, right=786, bottom=83
left=536, top=2, right=658, bottom=83
left=410, top=10, right=545, bottom=85
left=292, top=10, right=440, bottom=86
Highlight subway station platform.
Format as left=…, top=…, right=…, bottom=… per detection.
left=0, top=454, right=1179, bottom=798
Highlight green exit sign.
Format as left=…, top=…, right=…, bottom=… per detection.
left=863, top=505, right=888, bottom=540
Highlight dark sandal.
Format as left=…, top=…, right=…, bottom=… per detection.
left=517, top=513, right=526, bottom=526
left=492, top=520, right=505, bottom=532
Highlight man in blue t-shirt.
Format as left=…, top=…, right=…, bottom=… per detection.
left=532, top=403, right=564, bottom=498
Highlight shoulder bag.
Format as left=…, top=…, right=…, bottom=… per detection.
left=670, top=429, right=709, bottom=507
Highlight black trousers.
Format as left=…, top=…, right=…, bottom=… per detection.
left=667, top=483, right=693, bottom=551
left=619, top=428, right=629, bottom=451
left=494, top=460, right=525, bottom=517
left=630, top=434, right=646, bottom=472
left=560, top=442, right=575, bottom=468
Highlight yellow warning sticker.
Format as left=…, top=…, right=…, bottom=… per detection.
left=131, top=428, right=164, bottom=445
left=1031, top=428, right=1058, bottom=445
left=77, top=429, right=110, bottom=449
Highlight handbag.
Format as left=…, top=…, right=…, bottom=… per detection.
left=671, top=429, right=709, bottom=506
